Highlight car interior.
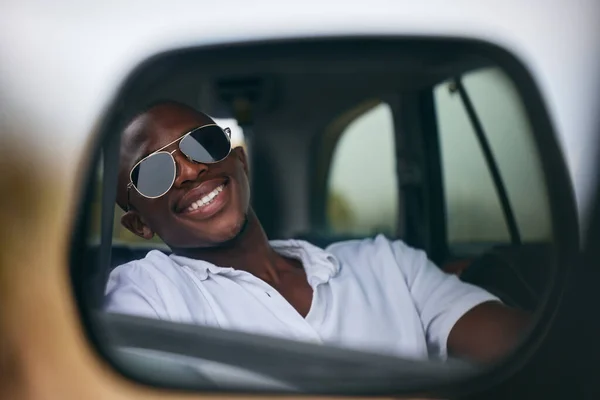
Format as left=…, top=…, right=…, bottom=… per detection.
left=72, top=38, right=578, bottom=393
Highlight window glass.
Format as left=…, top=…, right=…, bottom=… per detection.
left=326, top=103, right=399, bottom=236
left=434, top=67, right=551, bottom=247
left=463, top=69, right=551, bottom=241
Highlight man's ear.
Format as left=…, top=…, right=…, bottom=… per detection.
left=233, top=146, right=249, bottom=174
left=120, top=211, right=155, bottom=240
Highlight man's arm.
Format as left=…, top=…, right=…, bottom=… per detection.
left=388, top=238, right=530, bottom=362
left=448, top=300, right=530, bottom=364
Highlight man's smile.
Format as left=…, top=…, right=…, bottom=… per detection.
left=186, top=183, right=225, bottom=211
left=176, top=177, right=230, bottom=218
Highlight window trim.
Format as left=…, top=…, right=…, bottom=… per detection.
left=417, top=89, right=448, bottom=264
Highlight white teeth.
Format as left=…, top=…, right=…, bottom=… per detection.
left=187, top=184, right=225, bottom=212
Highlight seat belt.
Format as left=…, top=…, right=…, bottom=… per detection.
left=95, top=129, right=121, bottom=308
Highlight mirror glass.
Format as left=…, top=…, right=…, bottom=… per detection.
left=74, top=39, right=575, bottom=394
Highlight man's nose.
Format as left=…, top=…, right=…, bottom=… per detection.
left=172, top=151, right=208, bottom=187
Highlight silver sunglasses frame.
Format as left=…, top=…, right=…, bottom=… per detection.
left=126, top=124, right=231, bottom=209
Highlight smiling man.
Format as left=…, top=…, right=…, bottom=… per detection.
left=105, top=100, right=529, bottom=364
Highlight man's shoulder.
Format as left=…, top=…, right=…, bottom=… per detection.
left=325, top=234, right=411, bottom=258
left=108, top=249, right=180, bottom=285
left=105, top=249, right=187, bottom=318
left=324, top=234, right=427, bottom=274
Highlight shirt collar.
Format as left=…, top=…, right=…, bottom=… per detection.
left=168, top=239, right=340, bottom=285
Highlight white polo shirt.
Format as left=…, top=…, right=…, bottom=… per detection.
left=105, top=235, right=498, bottom=360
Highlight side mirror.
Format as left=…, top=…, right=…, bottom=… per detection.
left=69, top=37, right=579, bottom=396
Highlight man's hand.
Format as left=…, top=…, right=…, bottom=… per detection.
left=448, top=301, right=531, bottom=364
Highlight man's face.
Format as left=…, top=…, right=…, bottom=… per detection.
left=118, top=104, right=250, bottom=248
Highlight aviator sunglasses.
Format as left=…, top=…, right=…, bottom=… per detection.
left=126, top=124, right=232, bottom=209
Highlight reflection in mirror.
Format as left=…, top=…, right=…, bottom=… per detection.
left=77, top=40, right=573, bottom=394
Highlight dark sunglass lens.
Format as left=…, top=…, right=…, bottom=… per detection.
left=131, top=152, right=176, bottom=197
left=179, top=125, right=231, bottom=163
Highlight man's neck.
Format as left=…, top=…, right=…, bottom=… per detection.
left=171, top=211, right=286, bottom=285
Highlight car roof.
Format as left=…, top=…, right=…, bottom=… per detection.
left=1, top=0, right=599, bottom=228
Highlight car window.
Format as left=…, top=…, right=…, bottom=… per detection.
left=325, top=102, right=399, bottom=236
left=434, top=67, right=552, bottom=250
